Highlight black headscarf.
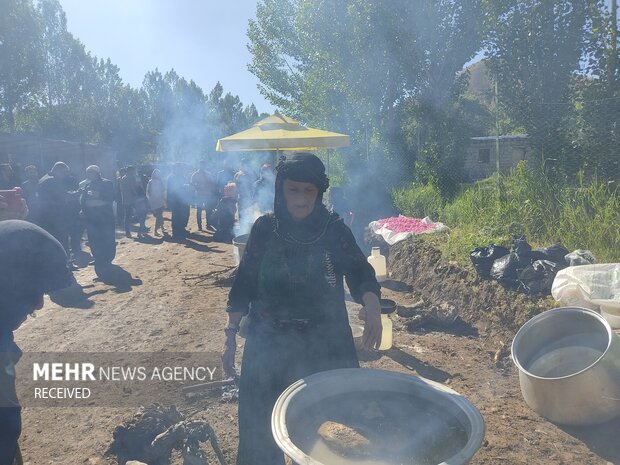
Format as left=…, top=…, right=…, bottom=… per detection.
left=0, top=220, right=72, bottom=335
left=273, top=152, right=333, bottom=243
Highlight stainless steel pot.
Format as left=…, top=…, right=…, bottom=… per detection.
left=512, top=307, right=620, bottom=425
left=272, top=368, right=485, bottom=465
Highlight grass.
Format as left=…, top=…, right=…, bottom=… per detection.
left=393, top=161, right=620, bottom=265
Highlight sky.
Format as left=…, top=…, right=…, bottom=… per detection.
left=58, top=0, right=275, bottom=114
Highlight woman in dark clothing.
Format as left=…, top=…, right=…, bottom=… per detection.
left=0, top=220, right=72, bottom=464
left=222, top=152, right=382, bottom=465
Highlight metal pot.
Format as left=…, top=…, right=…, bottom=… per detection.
left=512, top=307, right=620, bottom=425
left=272, top=368, right=485, bottom=465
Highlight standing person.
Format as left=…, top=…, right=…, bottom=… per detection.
left=134, top=182, right=149, bottom=238
left=80, top=165, right=116, bottom=269
left=0, top=220, right=72, bottom=464
left=222, top=152, right=383, bottom=465
left=114, top=168, right=126, bottom=226
left=0, top=164, right=17, bottom=190
left=0, top=194, right=28, bottom=221
left=191, top=160, right=216, bottom=231
left=146, top=169, right=166, bottom=236
left=234, top=170, right=253, bottom=228
left=252, top=163, right=275, bottom=214
left=20, top=165, right=40, bottom=224
left=120, top=166, right=139, bottom=238
left=64, top=171, right=84, bottom=257
left=38, top=162, right=72, bottom=252
left=212, top=181, right=237, bottom=243
left=167, top=163, right=191, bottom=241
left=328, top=186, right=354, bottom=228
left=216, top=160, right=236, bottom=198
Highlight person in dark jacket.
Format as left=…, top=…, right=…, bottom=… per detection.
left=38, top=162, right=72, bottom=253
left=167, top=163, right=191, bottom=240
left=0, top=164, right=17, bottom=190
left=120, top=166, right=140, bottom=238
left=0, top=220, right=72, bottom=464
left=20, top=166, right=40, bottom=224
left=252, top=163, right=275, bottom=214
left=80, top=165, right=116, bottom=269
left=64, top=172, right=84, bottom=257
left=222, top=152, right=383, bottom=465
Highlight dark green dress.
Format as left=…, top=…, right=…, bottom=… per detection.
left=227, top=211, right=380, bottom=465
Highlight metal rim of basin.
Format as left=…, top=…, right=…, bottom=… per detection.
left=511, top=306, right=613, bottom=381
left=272, top=367, right=486, bottom=465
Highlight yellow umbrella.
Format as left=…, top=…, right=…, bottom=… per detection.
left=216, top=112, right=350, bottom=152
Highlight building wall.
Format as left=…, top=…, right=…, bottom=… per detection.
left=464, top=136, right=530, bottom=181
left=0, top=134, right=117, bottom=182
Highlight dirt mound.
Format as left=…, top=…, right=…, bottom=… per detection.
left=388, top=237, right=551, bottom=335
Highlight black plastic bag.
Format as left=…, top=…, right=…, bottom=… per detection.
left=470, top=245, right=510, bottom=279
left=535, top=243, right=570, bottom=267
left=518, top=260, right=561, bottom=295
left=565, top=249, right=596, bottom=266
left=511, top=235, right=532, bottom=255
left=490, top=252, right=528, bottom=288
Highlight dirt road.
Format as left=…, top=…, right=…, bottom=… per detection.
left=14, top=211, right=620, bottom=465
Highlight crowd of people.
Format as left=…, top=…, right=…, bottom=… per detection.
left=0, top=159, right=287, bottom=266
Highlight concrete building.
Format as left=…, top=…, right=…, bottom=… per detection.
left=464, top=135, right=530, bottom=181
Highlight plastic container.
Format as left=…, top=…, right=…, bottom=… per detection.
left=379, top=313, right=393, bottom=350
left=378, top=299, right=396, bottom=350
left=368, top=247, right=387, bottom=282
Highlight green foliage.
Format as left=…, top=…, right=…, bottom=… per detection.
left=393, top=183, right=444, bottom=219
left=0, top=0, right=44, bottom=130
left=401, top=93, right=494, bottom=198
left=394, top=161, right=619, bottom=264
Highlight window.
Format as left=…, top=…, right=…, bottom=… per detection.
left=478, top=148, right=490, bottom=163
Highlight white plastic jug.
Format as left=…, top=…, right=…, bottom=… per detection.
left=368, top=247, right=387, bottom=282
left=379, top=313, right=393, bottom=350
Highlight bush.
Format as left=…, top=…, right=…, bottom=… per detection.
left=393, top=162, right=619, bottom=264
left=392, top=183, right=444, bottom=219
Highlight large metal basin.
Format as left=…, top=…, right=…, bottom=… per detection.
left=272, top=368, right=485, bottom=465
left=232, top=234, right=249, bottom=266
left=512, top=307, right=620, bottom=425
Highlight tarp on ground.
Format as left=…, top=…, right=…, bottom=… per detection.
left=369, top=216, right=450, bottom=245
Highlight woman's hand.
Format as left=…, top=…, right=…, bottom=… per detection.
left=359, top=292, right=382, bottom=350
left=222, top=333, right=237, bottom=378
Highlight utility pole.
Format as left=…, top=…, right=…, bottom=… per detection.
left=495, top=80, right=501, bottom=177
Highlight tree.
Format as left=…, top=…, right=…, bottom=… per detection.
left=248, top=0, right=485, bottom=194
left=482, top=0, right=604, bottom=175
left=0, top=0, right=44, bottom=130
left=569, top=0, right=620, bottom=179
